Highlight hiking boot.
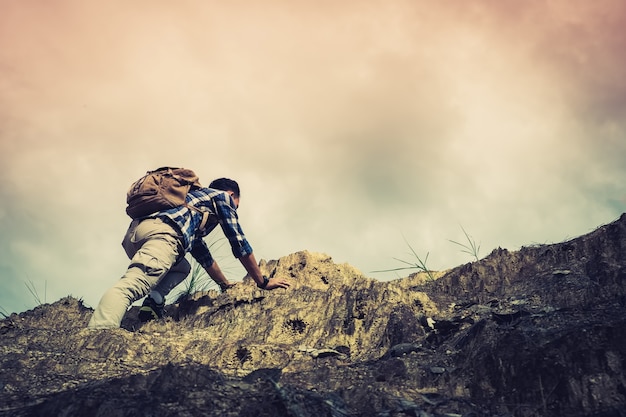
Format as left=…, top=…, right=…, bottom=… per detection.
left=138, top=296, right=165, bottom=322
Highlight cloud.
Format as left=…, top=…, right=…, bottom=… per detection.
left=1, top=0, right=625, bottom=316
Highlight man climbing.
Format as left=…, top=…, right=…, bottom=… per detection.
left=88, top=177, right=289, bottom=329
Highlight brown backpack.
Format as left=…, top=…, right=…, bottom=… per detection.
left=126, top=167, right=203, bottom=219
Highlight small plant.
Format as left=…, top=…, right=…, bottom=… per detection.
left=173, top=234, right=241, bottom=303
left=449, top=225, right=480, bottom=261
left=24, top=279, right=46, bottom=306
left=174, top=258, right=217, bottom=303
left=373, top=236, right=435, bottom=280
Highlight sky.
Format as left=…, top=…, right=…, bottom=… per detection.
left=1, top=0, right=625, bottom=315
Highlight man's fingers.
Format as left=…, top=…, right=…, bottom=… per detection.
left=270, top=278, right=290, bottom=289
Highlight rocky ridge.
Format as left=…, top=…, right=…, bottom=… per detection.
left=1, top=214, right=626, bottom=416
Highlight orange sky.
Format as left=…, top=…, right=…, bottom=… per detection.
left=1, top=1, right=625, bottom=314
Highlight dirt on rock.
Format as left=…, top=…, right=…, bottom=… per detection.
left=1, top=214, right=626, bottom=417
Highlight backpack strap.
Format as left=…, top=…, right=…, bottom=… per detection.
left=198, top=210, right=210, bottom=231
left=185, top=204, right=210, bottom=231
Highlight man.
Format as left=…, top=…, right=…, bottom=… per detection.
left=88, top=177, right=289, bottom=329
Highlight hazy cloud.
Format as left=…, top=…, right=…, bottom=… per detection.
left=1, top=0, right=624, bottom=315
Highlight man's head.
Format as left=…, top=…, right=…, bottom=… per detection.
left=209, top=178, right=240, bottom=207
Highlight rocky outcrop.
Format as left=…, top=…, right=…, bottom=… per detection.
left=1, top=214, right=626, bottom=416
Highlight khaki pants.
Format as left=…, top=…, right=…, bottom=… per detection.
left=88, top=218, right=189, bottom=329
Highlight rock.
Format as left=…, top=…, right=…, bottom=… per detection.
left=383, top=343, right=422, bottom=358
left=429, top=366, right=446, bottom=374
left=242, top=367, right=283, bottom=383
left=491, top=310, right=531, bottom=325
left=375, top=358, right=407, bottom=381
left=2, top=214, right=626, bottom=416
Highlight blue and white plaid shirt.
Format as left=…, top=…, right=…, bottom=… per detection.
left=153, top=188, right=253, bottom=269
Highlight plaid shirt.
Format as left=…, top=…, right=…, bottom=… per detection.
left=154, top=188, right=253, bottom=269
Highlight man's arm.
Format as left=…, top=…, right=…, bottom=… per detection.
left=190, top=241, right=234, bottom=292
left=211, top=192, right=289, bottom=290
left=239, top=252, right=290, bottom=290
left=204, top=260, right=236, bottom=292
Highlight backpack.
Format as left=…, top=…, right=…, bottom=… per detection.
left=126, top=167, right=203, bottom=219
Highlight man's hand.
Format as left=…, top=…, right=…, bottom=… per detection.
left=239, top=252, right=290, bottom=290
left=218, top=282, right=237, bottom=293
left=264, top=277, right=290, bottom=290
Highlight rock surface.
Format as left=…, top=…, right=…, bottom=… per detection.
left=2, top=214, right=626, bottom=416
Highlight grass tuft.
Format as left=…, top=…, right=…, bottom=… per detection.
left=0, top=305, right=9, bottom=319
left=172, top=234, right=241, bottom=303
left=373, top=236, right=435, bottom=280
left=24, top=279, right=46, bottom=306
left=449, top=225, right=481, bottom=261
left=174, top=258, right=218, bottom=303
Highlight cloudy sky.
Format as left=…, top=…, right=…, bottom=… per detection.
left=1, top=1, right=625, bottom=315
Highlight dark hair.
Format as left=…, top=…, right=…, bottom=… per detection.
left=209, top=178, right=240, bottom=198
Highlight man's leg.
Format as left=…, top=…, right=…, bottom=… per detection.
left=138, top=257, right=192, bottom=322
left=88, top=218, right=183, bottom=329
left=151, top=257, right=192, bottom=303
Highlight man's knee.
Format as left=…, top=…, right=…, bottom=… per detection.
left=173, top=258, right=192, bottom=275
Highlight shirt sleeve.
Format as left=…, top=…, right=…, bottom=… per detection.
left=214, top=193, right=253, bottom=258
left=190, top=240, right=214, bottom=270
